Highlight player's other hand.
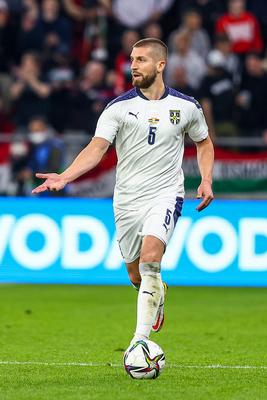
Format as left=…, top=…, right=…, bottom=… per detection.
left=196, top=179, right=214, bottom=211
left=32, top=173, right=68, bottom=194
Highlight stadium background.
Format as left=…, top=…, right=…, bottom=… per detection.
left=0, top=0, right=266, bottom=285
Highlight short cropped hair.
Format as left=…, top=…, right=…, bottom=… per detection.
left=133, top=38, right=168, bottom=61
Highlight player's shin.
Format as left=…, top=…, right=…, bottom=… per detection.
left=132, top=262, right=163, bottom=342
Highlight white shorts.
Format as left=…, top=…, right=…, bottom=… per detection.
left=114, top=196, right=184, bottom=263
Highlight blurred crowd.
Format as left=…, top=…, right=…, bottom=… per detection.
left=1, top=0, right=267, bottom=195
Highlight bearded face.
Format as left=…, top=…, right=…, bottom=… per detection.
left=132, top=68, right=158, bottom=89
left=130, top=45, right=165, bottom=90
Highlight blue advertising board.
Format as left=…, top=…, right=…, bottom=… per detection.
left=0, top=197, right=266, bottom=286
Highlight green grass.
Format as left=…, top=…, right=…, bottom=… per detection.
left=0, top=285, right=267, bottom=399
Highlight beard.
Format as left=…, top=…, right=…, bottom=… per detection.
left=132, top=69, right=157, bottom=89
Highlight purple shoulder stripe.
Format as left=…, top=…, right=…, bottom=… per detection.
left=168, top=87, right=202, bottom=109
left=105, top=88, right=138, bottom=109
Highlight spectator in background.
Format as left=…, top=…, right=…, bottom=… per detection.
left=22, top=0, right=39, bottom=16
left=63, top=0, right=100, bottom=21
left=199, top=50, right=238, bottom=139
left=169, top=8, right=210, bottom=60
left=10, top=52, right=51, bottom=127
left=0, top=0, right=17, bottom=110
left=15, top=116, right=65, bottom=196
left=212, top=34, right=241, bottom=84
left=178, top=0, right=225, bottom=37
left=40, top=0, right=72, bottom=56
left=9, top=137, right=30, bottom=196
left=111, top=0, right=174, bottom=30
left=236, top=53, right=267, bottom=139
left=62, top=0, right=109, bottom=65
left=143, top=22, right=163, bottom=41
left=216, top=0, right=263, bottom=56
left=166, top=30, right=206, bottom=90
left=0, top=0, right=17, bottom=70
left=0, top=92, right=15, bottom=133
left=16, top=1, right=43, bottom=59
left=107, top=0, right=173, bottom=66
left=49, top=59, right=113, bottom=133
left=247, top=0, right=267, bottom=46
left=73, top=59, right=114, bottom=132
left=0, top=92, right=15, bottom=195
left=114, top=29, right=139, bottom=95
left=4, top=0, right=22, bottom=13
left=170, top=65, right=196, bottom=98
left=47, top=51, right=75, bottom=132
left=80, top=59, right=113, bottom=103
left=73, top=61, right=115, bottom=131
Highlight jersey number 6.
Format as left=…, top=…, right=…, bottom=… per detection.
left=148, top=126, right=157, bottom=145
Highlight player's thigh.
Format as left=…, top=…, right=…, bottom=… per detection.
left=141, top=197, right=184, bottom=256
left=115, top=209, right=143, bottom=264
left=140, top=235, right=165, bottom=263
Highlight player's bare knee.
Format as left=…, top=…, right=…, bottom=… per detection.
left=140, top=245, right=162, bottom=263
left=140, top=236, right=164, bottom=264
left=139, top=251, right=161, bottom=264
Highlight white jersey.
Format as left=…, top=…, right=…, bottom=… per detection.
left=94, top=86, right=208, bottom=211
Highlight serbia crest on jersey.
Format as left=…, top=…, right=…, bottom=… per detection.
left=169, top=110, right=180, bottom=125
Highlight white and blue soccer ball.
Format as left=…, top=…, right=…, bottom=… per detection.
left=124, top=339, right=165, bottom=379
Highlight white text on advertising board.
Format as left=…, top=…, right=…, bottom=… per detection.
left=0, top=214, right=266, bottom=272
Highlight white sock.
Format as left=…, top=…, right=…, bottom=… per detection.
left=132, top=262, right=163, bottom=342
left=159, top=282, right=165, bottom=306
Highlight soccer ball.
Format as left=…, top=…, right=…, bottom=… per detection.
left=123, top=339, right=165, bottom=379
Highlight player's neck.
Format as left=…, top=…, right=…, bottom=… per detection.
left=139, top=81, right=166, bottom=100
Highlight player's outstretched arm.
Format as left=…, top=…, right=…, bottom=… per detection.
left=195, top=135, right=214, bottom=211
left=32, top=137, right=110, bottom=194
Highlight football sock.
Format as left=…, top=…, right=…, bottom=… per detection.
left=159, top=282, right=165, bottom=305
left=133, top=262, right=163, bottom=341
left=132, top=282, right=165, bottom=304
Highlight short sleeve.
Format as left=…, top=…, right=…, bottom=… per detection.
left=94, top=104, right=120, bottom=144
left=187, top=102, right=209, bottom=142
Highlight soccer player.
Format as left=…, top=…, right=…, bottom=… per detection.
left=32, top=38, right=214, bottom=346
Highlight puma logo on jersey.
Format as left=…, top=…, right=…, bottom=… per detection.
left=129, top=111, right=139, bottom=119
left=142, top=291, right=156, bottom=297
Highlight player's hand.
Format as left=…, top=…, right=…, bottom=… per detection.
left=32, top=173, right=68, bottom=194
left=196, top=179, right=214, bottom=212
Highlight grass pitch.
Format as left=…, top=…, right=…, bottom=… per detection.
left=0, top=284, right=267, bottom=400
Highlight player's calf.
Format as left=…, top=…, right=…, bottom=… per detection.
left=132, top=262, right=163, bottom=343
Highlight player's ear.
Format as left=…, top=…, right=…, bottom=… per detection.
left=157, top=60, right=166, bottom=73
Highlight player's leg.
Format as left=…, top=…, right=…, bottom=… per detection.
left=131, top=235, right=165, bottom=343
left=126, top=252, right=167, bottom=329
left=132, top=197, right=184, bottom=341
left=126, top=258, right=140, bottom=290
left=126, top=254, right=167, bottom=331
